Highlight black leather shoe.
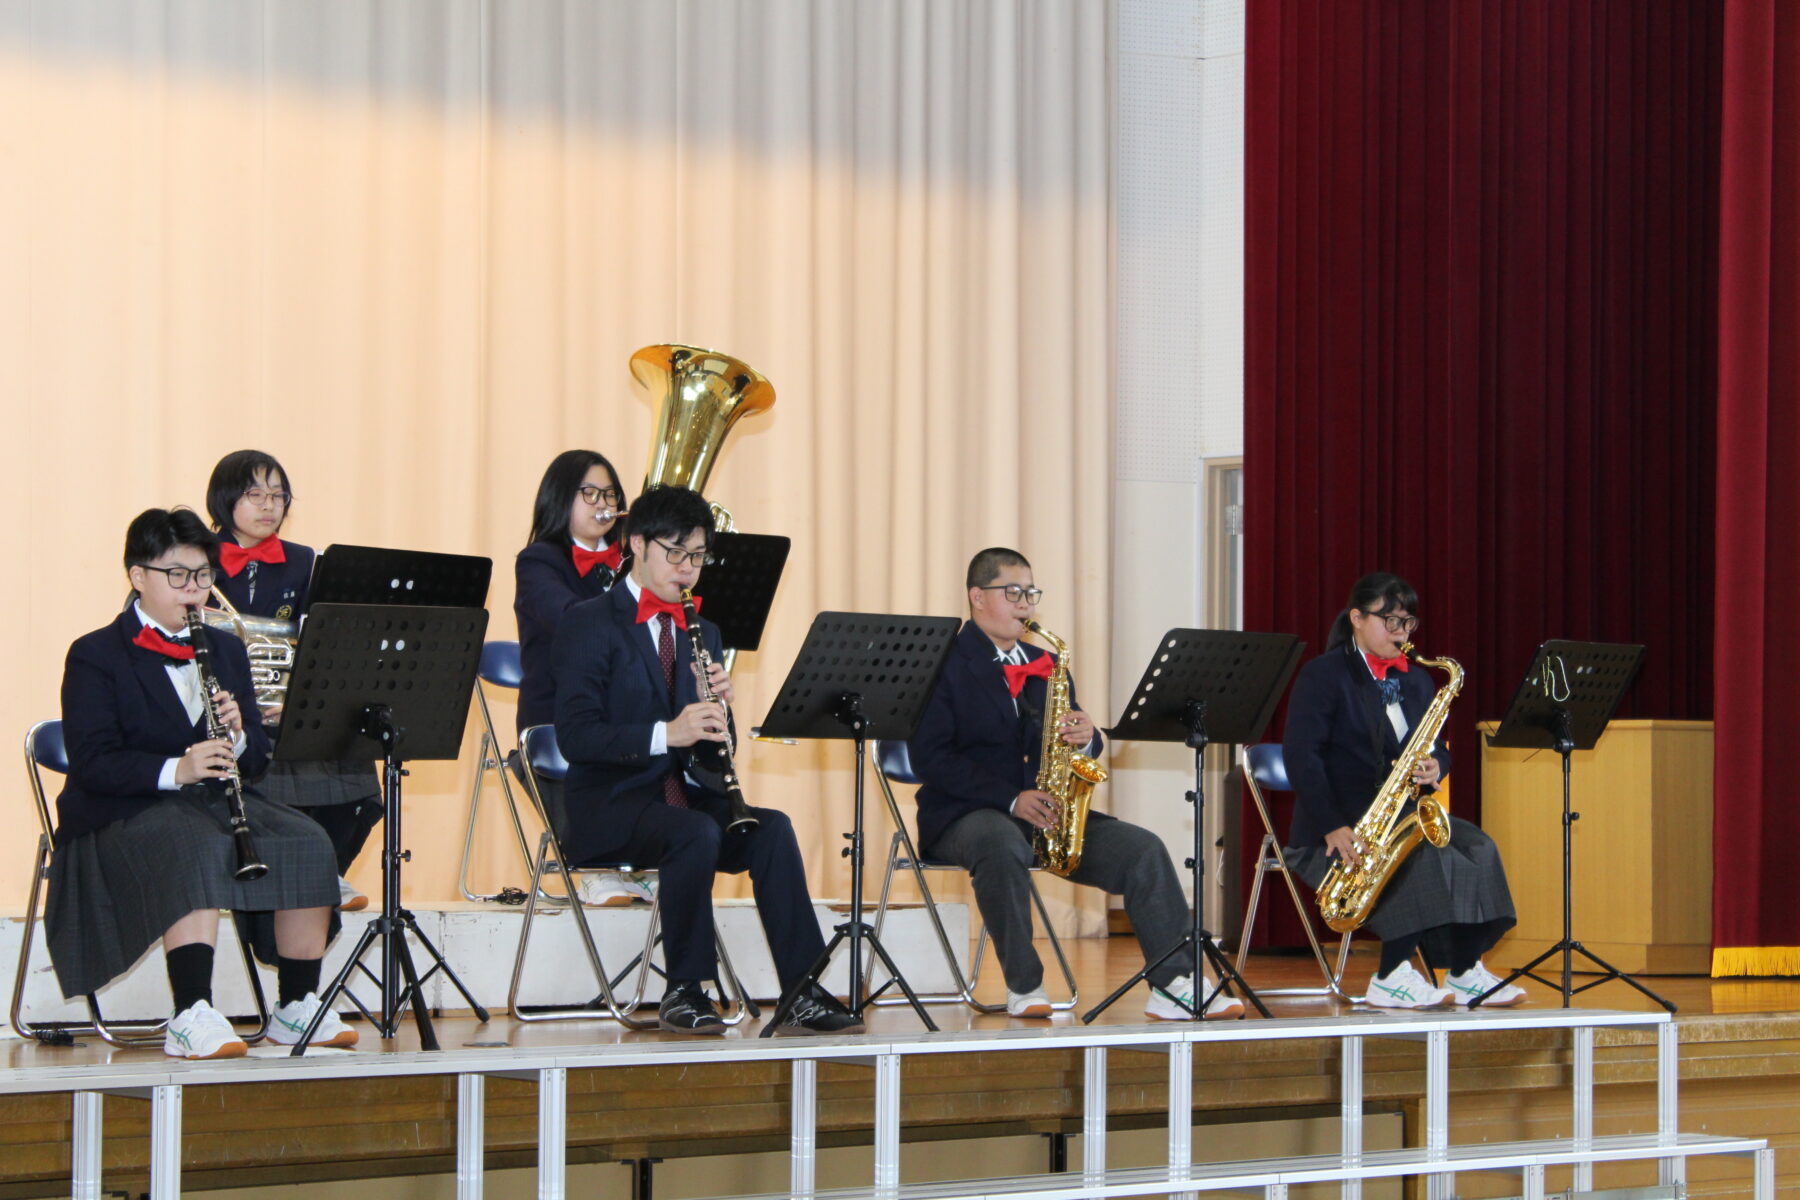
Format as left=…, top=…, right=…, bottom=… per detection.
left=775, top=984, right=865, bottom=1037
left=658, top=981, right=726, bottom=1035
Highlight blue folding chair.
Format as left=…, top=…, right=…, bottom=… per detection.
left=868, top=739, right=1077, bottom=1012
left=505, top=724, right=755, bottom=1026
left=10, top=719, right=270, bottom=1046
left=457, top=641, right=542, bottom=903
left=1236, top=743, right=1353, bottom=998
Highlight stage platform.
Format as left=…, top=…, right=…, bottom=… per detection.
left=1, top=923, right=1795, bottom=1199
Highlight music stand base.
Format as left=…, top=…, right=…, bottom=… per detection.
left=1473, top=939, right=1675, bottom=1013
left=1082, top=929, right=1267, bottom=1023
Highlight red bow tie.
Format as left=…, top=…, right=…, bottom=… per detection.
left=635, top=588, right=698, bottom=629
left=133, top=623, right=195, bottom=661
left=219, top=537, right=285, bottom=578
left=1003, top=654, right=1054, bottom=697
left=571, top=541, right=624, bottom=578
left=1364, top=651, right=1409, bottom=680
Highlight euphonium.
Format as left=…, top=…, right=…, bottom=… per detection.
left=1315, top=643, right=1460, bottom=933
left=1022, top=619, right=1109, bottom=877
left=203, top=587, right=297, bottom=715
left=632, top=344, right=775, bottom=534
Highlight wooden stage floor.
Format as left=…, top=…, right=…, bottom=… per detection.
left=3, top=937, right=1796, bottom=1197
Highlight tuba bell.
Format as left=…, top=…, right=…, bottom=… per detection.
left=632, top=344, right=775, bottom=533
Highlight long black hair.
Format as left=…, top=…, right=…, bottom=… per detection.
left=1326, top=571, right=1420, bottom=650
left=206, top=449, right=291, bottom=536
left=528, top=450, right=627, bottom=546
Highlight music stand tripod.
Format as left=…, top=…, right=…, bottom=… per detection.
left=755, top=612, right=962, bottom=1037
left=1474, top=640, right=1673, bottom=1012
left=275, top=601, right=494, bottom=1053
left=1083, top=629, right=1304, bottom=1024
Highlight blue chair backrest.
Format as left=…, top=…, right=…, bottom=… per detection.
left=479, top=641, right=524, bottom=689
left=520, top=724, right=568, bottom=781
left=1243, top=743, right=1290, bottom=791
left=874, top=739, right=921, bottom=786
left=30, top=719, right=68, bottom=775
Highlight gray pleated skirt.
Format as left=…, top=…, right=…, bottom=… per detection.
left=1284, top=814, right=1516, bottom=943
left=46, top=787, right=340, bottom=999
left=255, top=757, right=380, bottom=810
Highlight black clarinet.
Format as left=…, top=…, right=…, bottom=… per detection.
left=679, top=589, right=759, bottom=832
left=185, top=607, right=270, bottom=881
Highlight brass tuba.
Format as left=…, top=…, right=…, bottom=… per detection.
left=1314, top=643, right=1460, bottom=932
left=1023, top=619, right=1109, bottom=876
left=632, top=344, right=775, bottom=533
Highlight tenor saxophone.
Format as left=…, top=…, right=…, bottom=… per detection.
left=1022, top=619, right=1109, bottom=877
left=1314, top=643, right=1460, bottom=933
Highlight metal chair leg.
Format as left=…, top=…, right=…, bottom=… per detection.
left=508, top=833, right=656, bottom=1028
left=457, top=684, right=541, bottom=904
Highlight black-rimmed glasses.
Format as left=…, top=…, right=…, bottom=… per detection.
left=1363, top=611, right=1419, bottom=635
left=977, top=584, right=1043, bottom=605
left=140, top=564, right=218, bottom=590
left=653, top=538, right=712, bottom=568
left=577, top=484, right=623, bottom=507
left=240, top=489, right=292, bottom=508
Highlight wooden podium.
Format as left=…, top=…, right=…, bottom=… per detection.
left=1479, top=719, right=1713, bottom=976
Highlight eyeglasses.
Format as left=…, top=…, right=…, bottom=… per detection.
left=140, top=564, right=218, bottom=590
left=240, top=489, right=292, bottom=509
left=977, top=584, right=1044, bottom=605
left=652, top=538, right=712, bottom=568
left=577, top=485, right=623, bottom=507
left=1362, top=610, right=1419, bottom=635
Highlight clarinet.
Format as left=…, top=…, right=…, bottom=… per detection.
left=679, top=589, right=759, bottom=832
left=184, top=607, right=271, bottom=881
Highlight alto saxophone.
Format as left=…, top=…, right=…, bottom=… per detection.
left=1023, top=619, right=1108, bottom=877
left=1315, top=643, right=1460, bottom=933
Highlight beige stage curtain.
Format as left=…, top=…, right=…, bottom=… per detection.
left=0, top=1, right=1113, bottom=940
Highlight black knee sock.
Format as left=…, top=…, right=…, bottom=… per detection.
left=1448, top=924, right=1492, bottom=976
left=277, top=956, right=322, bottom=1006
left=1378, top=933, right=1421, bottom=978
left=166, top=943, right=214, bottom=1013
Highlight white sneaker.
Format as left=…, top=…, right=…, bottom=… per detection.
left=164, top=999, right=248, bottom=1060
left=267, top=992, right=359, bottom=1048
left=337, top=877, right=369, bottom=912
left=1445, top=961, right=1527, bottom=1008
left=1146, top=973, right=1246, bottom=1021
left=1006, top=987, right=1053, bottom=1017
left=1364, top=961, right=1456, bottom=1009
left=578, top=871, right=651, bottom=907
left=620, top=871, right=657, bottom=902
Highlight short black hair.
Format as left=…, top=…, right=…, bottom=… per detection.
left=1328, top=571, right=1421, bottom=649
left=528, top=450, right=627, bottom=546
left=206, top=449, right=291, bottom=533
left=625, top=485, right=714, bottom=551
left=966, top=547, right=1032, bottom=590
left=125, top=507, right=219, bottom=571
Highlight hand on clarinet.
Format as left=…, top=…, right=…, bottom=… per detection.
left=1324, top=825, right=1365, bottom=869
left=1012, top=789, right=1059, bottom=830
left=176, top=738, right=238, bottom=786
left=208, top=688, right=246, bottom=737
left=667, top=700, right=730, bottom=747
left=692, top=659, right=734, bottom=706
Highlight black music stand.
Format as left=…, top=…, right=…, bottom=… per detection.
left=307, top=544, right=493, bottom=608
left=1083, top=629, right=1304, bottom=1023
left=690, top=532, right=791, bottom=652
left=1473, top=641, right=1671, bottom=1012
left=276, top=600, right=493, bottom=1052
left=755, top=612, right=962, bottom=1037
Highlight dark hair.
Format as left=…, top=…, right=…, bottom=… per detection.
left=124, top=507, right=219, bottom=572
left=528, top=450, right=627, bottom=545
left=206, top=449, right=291, bottom=534
left=625, top=485, right=713, bottom=551
left=1327, top=571, right=1421, bottom=650
left=966, top=547, right=1032, bottom=590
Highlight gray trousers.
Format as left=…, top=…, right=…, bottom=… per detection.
left=930, top=808, right=1194, bottom=993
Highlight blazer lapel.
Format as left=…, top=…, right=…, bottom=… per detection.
left=958, top=622, right=1020, bottom=731
left=118, top=614, right=198, bottom=739
left=614, top=585, right=676, bottom=718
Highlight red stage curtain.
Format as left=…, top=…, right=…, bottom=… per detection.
left=1244, top=1, right=1720, bottom=949
left=1711, top=0, right=1800, bottom=977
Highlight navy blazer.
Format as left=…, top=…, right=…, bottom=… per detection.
left=514, top=539, right=619, bottom=733
left=551, top=583, right=731, bottom=862
left=907, top=621, right=1103, bottom=854
left=1281, top=642, right=1452, bottom=850
left=56, top=608, right=272, bottom=843
left=213, top=538, right=315, bottom=621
